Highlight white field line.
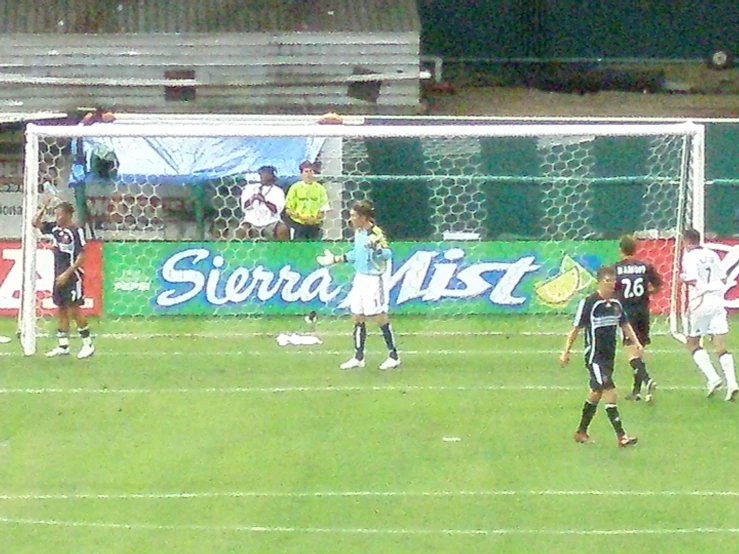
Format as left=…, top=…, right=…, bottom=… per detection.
left=0, top=516, right=737, bottom=536
left=21, top=330, right=567, bottom=341
left=66, top=331, right=571, bottom=339
left=24, top=329, right=690, bottom=340
left=0, top=349, right=687, bottom=357
left=0, top=489, right=737, bottom=501
left=0, top=384, right=705, bottom=394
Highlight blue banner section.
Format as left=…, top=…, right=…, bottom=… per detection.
left=70, top=135, right=325, bottom=185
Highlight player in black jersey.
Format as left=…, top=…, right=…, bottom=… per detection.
left=32, top=199, right=95, bottom=359
left=614, top=235, right=662, bottom=403
left=559, top=266, right=642, bottom=448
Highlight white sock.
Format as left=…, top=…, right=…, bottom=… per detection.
left=719, top=352, right=738, bottom=389
left=692, top=348, right=721, bottom=383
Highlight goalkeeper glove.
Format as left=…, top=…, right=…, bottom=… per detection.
left=366, top=235, right=383, bottom=251
left=316, top=249, right=340, bottom=266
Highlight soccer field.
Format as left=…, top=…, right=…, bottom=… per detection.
left=0, top=315, right=738, bottom=553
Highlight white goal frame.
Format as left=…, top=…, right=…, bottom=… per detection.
left=20, top=120, right=705, bottom=355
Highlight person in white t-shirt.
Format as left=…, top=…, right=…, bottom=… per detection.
left=680, top=228, right=738, bottom=401
left=235, top=166, right=289, bottom=241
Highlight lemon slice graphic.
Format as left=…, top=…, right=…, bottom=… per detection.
left=560, top=255, right=594, bottom=291
left=534, top=267, right=580, bottom=306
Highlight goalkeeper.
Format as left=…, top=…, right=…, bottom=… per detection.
left=317, top=201, right=400, bottom=370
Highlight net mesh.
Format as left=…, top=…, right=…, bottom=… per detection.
left=22, top=122, right=701, bottom=348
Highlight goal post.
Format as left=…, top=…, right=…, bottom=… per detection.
left=20, top=119, right=705, bottom=355
left=19, top=130, right=40, bottom=356
left=669, top=122, right=705, bottom=343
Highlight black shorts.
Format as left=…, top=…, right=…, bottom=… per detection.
left=241, top=221, right=281, bottom=240
left=288, top=221, right=322, bottom=241
left=52, top=276, right=84, bottom=308
left=623, top=312, right=651, bottom=346
left=587, top=358, right=616, bottom=391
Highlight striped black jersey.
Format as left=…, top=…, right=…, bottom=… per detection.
left=573, top=292, right=626, bottom=364
left=614, top=257, right=661, bottom=316
left=40, top=222, right=86, bottom=277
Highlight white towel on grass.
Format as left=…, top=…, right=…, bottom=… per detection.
left=276, top=333, right=322, bottom=347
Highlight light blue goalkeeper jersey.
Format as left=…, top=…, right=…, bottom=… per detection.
left=344, top=225, right=392, bottom=275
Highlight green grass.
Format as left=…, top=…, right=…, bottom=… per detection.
left=0, top=315, right=738, bottom=553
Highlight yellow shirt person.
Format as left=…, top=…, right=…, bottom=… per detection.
left=284, top=161, right=330, bottom=240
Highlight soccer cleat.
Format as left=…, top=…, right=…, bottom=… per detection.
left=725, top=386, right=738, bottom=402
left=573, top=431, right=590, bottom=444
left=77, top=344, right=96, bottom=360
left=644, top=379, right=657, bottom=404
left=45, top=346, right=70, bottom=358
left=378, top=357, right=401, bottom=371
left=706, top=379, right=723, bottom=398
left=617, top=434, right=638, bottom=448
left=624, top=392, right=641, bottom=401
left=340, top=357, right=365, bottom=370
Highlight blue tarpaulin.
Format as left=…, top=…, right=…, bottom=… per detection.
left=70, top=136, right=325, bottom=185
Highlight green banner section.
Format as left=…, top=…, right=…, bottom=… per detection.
left=103, top=240, right=619, bottom=316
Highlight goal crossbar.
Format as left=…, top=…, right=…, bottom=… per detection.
left=26, top=121, right=704, bottom=140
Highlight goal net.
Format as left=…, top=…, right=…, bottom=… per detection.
left=19, top=118, right=704, bottom=355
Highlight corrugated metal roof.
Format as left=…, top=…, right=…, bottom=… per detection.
left=0, top=0, right=420, bottom=34
left=0, top=32, right=421, bottom=115
left=0, top=112, right=67, bottom=123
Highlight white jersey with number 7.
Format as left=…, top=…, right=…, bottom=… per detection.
left=681, top=246, right=725, bottom=308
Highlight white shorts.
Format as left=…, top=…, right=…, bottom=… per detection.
left=686, top=297, right=729, bottom=337
left=348, top=273, right=389, bottom=316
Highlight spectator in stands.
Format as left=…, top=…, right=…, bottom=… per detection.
left=81, top=106, right=116, bottom=125
left=235, top=166, right=289, bottom=241
left=284, top=161, right=329, bottom=240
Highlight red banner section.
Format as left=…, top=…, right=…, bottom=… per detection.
left=636, top=238, right=739, bottom=314
left=703, top=239, right=739, bottom=310
left=634, top=238, right=675, bottom=315
left=0, top=241, right=102, bottom=317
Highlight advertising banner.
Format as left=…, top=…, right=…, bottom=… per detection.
left=0, top=188, right=23, bottom=239
left=0, top=241, right=102, bottom=316
left=104, top=241, right=619, bottom=316
left=636, top=238, right=739, bottom=314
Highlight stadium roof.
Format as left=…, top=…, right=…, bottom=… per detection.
left=0, top=0, right=420, bottom=34
left=0, top=111, right=68, bottom=124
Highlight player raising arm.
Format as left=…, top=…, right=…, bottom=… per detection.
left=559, top=265, right=641, bottom=448
left=317, top=201, right=400, bottom=370
left=680, top=228, right=738, bottom=401
left=32, top=198, right=95, bottom=359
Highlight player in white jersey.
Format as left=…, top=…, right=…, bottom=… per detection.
left=680, top=228, right=738, bottom=401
